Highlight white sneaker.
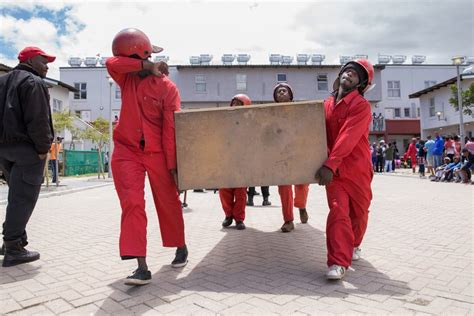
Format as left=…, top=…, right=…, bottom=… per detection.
left=326, top=265, right=346, bottom=280
left=353, top=247, right=361, bottom=261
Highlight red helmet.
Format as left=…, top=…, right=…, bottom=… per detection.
left=112, top=28, right=162, bottom=59
left=352, top=58, right=374, bottom=87
left=230, top=94, right=251, bottom=106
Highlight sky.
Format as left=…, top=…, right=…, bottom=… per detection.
left=0, top=0, right=472, bottom=79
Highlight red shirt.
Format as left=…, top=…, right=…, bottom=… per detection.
left=106, top=57, right=180, bottom=169
left=323, top=90, right=373, bottom=182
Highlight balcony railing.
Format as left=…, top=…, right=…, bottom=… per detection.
left=371, top=118, right=385, bottom=132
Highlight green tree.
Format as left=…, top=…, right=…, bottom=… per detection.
left=80, top=117, right=110, bottom=179
left=449, top=82, right=474, bottom=115
left=52, top=110, right=82, bottom=149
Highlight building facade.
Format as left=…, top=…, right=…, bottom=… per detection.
left=58, top=58, right=462, bottom=153
left=410, top=73, right=474, bottom=140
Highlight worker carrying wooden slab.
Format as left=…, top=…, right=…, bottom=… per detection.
left=175, top=100, right=327, bottom=191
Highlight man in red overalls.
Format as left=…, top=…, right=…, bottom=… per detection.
left=273, top=83, right=310, bottom=233
left=315, top=59, right=374, bottom=280
left=106, top=28, right=187, bottom=286
left=220, top=94, right=251, bottom=230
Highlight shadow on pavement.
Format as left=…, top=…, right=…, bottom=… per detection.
left=0, top=262, right=41, bottom=284
left=97, top=224, right=411, bottom=313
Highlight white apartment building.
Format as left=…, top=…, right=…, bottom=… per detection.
left=58, top=54, right=465, bottom=152
left=410, top=71, right=474, bottom=140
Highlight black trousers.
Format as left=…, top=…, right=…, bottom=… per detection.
left=248, top=186, right=270, bottom=198
left=0, top=144, right=45, bottom=242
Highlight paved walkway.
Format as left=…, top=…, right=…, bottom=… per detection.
left=0, top=176, right=113, bottom=206
left=0, top=174, right=472, bottom=315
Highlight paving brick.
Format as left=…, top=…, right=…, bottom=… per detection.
left=0, top=175, right=472, bottom=314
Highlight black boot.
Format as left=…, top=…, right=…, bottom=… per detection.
left=171, top=245, right=188, bottom=268
left=222, top=216, right=233, bottom=227
left=3, top=240, right=40, bottom=267
left=246, top=194, right=254, bottom=206
left=1, top=238, right=27, bottom=256
left=262, top=197, right=271, bottom=206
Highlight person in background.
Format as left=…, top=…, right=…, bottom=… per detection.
left=405, top=138, right=418, bottom=174
left=0, top=46, right=55, bottom=267
left=219, top=94, right=251, bottom=230
left=424, top=135, right=436, bottom=177
left=417, top=140, right=426, bottom=177
left=433, top=132, right=444, bottom=168
left=49, top=137, right=62, bottom=183
left=384, top=143, right=394, bottom=172
left=444, top=135, right=455, bottom=162
left=273, top=83, right=310, bottom=232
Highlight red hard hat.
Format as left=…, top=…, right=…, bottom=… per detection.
left=352, top=58, right=374, bottom=86
left=112, top=28, right=162, bottom=59
left=230, top=94, right=251, bottom=106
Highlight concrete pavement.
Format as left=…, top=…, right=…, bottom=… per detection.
left=0, top=174, right=472, bottom=315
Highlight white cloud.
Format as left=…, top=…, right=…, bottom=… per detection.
left=1, top=0, right=472, bottom=80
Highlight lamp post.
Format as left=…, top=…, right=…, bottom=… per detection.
left=108, top=77, right=114, bottom=178
left=452, top=56, right=465, bottom=150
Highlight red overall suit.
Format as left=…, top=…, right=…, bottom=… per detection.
left=323, top=89, right=373, bottom=268
left=278, top=184, right=310, bottom=221
left=219, top=188, right=247, bottom=222
left=405, top=143, right=418, bottom=168
left=106, top=57, right=185, bottom=258
left=218, top=94, right=250, bottom=222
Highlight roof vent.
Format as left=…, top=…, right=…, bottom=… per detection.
left=221, top=54, right=235, bottom=65
left=154, top=55, right=169, bottom=63
left=311, top=54, right=325, bottom=65
left=199, top=54, right=213, bottom=65
left=236, top=54, right=251, bottom=65
left=378, top=54, right=391, bottom=64
left=98, top=57, right=109, bottom=66
left=68, top=57, right=82, bottom=67
left=296, top=54, right=310, bottom=65
left=392, top=55, right=407, bottom=64
left=281, top=55, right=294, bottom=65
left=189, top=56, right=201, bottom=65
left=339, top=55, right=352, bottom=65
left=411, top=55, right=426, bottom=64
left=353, top=54, right=368, bottom=60
left=269, top=54, right=282, bottom=65
left=84, top=57, right=98, bottom=67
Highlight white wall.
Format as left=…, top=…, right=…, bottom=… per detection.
left=378, top=65, right=457, bottom=119
left=419, top=77, right=474, bottom=139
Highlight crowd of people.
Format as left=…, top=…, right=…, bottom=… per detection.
left=370, top=133, right=474, bottom=184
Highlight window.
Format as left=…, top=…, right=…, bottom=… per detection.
left=195, top=75, right=206, bottom=93
left=115, top=85, right=121, bottom=99
left=317, top=74, right=328, bottom=91
left=394, top=108, right=401, bottom=118
left=404, top=108, right=410, bottom=117
left=236, top=74, right=247, bottom=91
left=277, top=73, right=287, bottom=82
left=424, top=80, right=437, bottom=88
left=429, top=98, right=436, bottom=117
left=417, top=107, right=420, bottom=117
left=75, top=110, right=81, bottom=118
left=52, top=99, right=63, bottom=113
left=387, top=81, right=401, bottom=98
left=74, top=82, right=87, bottom=99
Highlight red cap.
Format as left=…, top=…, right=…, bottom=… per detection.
left=18, top=46, right=56, bottom=63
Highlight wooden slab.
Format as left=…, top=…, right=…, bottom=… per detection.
left=175, top=100, right=327, bottom=190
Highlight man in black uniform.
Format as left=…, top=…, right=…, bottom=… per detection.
left=0, top=46, right=55, bottom=267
